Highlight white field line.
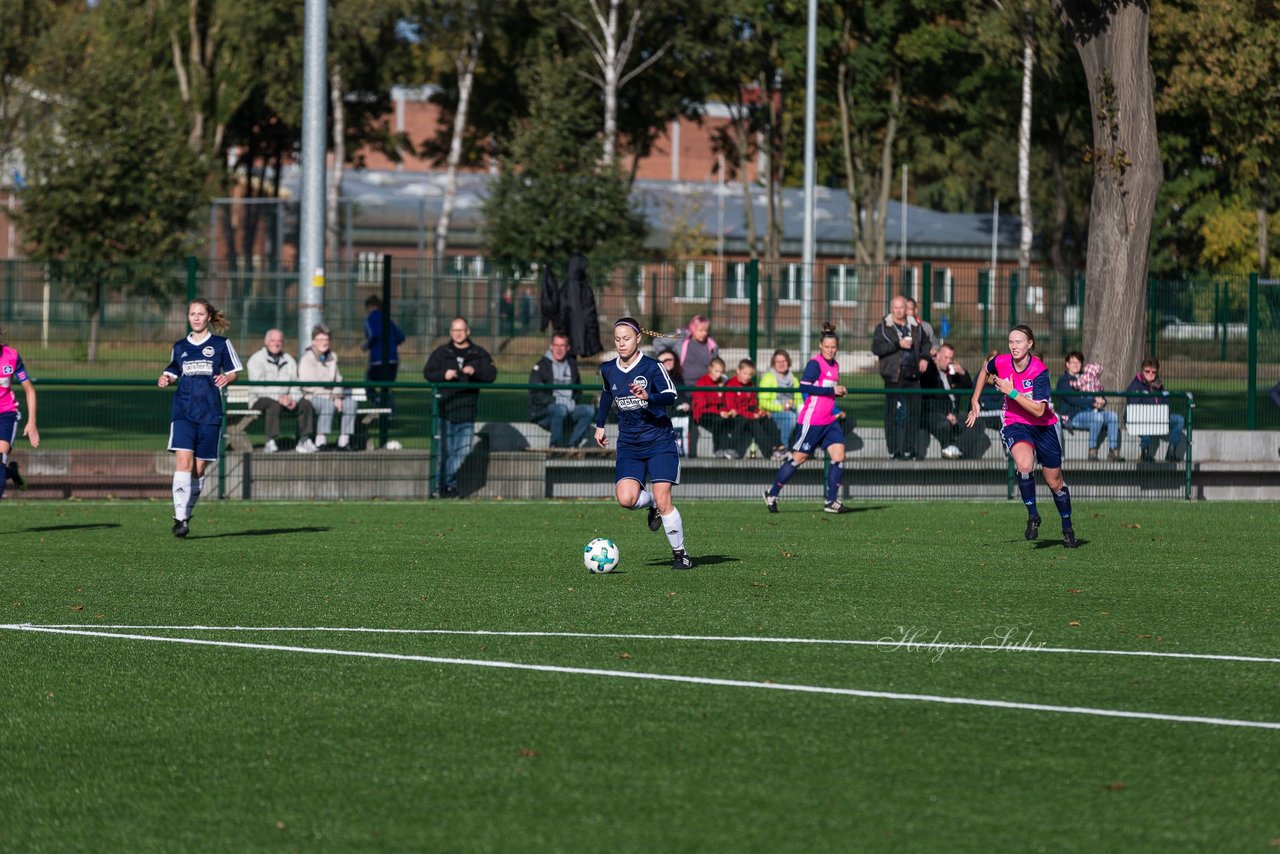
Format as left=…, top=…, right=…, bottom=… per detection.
left=8, top=624, right=1280, bottom=666
left=3, top=624, right=1279, bottom=731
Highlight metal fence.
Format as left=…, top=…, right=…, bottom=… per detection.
left=11, top=380, right=1196, bottom=502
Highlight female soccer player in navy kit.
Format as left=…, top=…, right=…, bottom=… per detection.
left=763, top=322, right=854, bottom=513
left=594, top=317, right=693, bottom=570
left=965, top=324, right=1077, bottom=548
left=158, top=299, right=242, bottom=538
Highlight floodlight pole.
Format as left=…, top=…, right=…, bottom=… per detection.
left=799, top=0, right=817, bottom=356
left=297, top=0, right=328, bottom=352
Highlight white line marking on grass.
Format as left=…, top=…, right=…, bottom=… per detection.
left=4, top=624, right=1279, bottom=731
left=10, top=624, right=1280, bottom=666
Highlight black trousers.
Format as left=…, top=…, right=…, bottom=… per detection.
left=883, top=379, right=921, bottom=456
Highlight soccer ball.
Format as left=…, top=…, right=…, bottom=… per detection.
left=583, top=538, right=621, bottom=574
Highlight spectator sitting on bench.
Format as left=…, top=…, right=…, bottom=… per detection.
left=298, top=324, right=355, bottom=451
left=1127, top=357, right=1185, bottom=462
left=654, top=314, right=718, bottom=383
left=528, top=332, right=594, bottom=449
left=1057, top=352, right=1122, bottom=461
left=920, top=343, right=989, bottom=460
left=246, top=328, right=314, bottom=453
left=692, top=357, right=739, bottom=458
left=725, top=358, right=783, bottom=459
left=758, top=349, right=802, bottom=455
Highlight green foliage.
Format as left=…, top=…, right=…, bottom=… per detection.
left=481, top=56, right=646, bottom=271
left=20, top=49, right=206, bottom=265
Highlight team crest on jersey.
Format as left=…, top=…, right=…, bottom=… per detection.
left=202, top=346, right=215, bottom=358
left=630, top=375, right=649, bottom=391
left=1, top=365, right=12, bottom=375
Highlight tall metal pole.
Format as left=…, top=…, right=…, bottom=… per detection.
left=799, top=0, right=817, bottom=356
left=297, top=0, right=328, bottom=352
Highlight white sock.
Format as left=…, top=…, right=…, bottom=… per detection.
left=661, top=508, right=685, bottom=552
left=315, top=434, right=327, bottom=447
left=337, top=434, right=350, bottom=448
left=187, top=475, right=205, bottom=519
left=172, top=472, right=192, bottom=520
left=632, top=490, right=654, bottom=510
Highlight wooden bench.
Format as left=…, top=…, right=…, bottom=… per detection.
left=224, top=386, right=392, bottom=452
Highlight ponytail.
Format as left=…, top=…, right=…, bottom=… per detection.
left=613, top=316, right=682, bottom=340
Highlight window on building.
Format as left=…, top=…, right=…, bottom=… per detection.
left=726, top=262, right=749, bottom=301
left=357, top=252, right=384, bottom=284
left=679, top=261, right=712, bottom=301
left=825, top=265, right=859, bottom=305
left=931, top=267, right=952, bottom=308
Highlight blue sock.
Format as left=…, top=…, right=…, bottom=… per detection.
left=1018, top=471, right=1038, bottom=517
left=825, top=462, right=843, bottom=503
left=768, top=457, right=800, bottom=497
left=1053, top=486, right=1073, bottom=531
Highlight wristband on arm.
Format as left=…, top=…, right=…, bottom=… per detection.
left=1007, top=388, right=1019, bottom=399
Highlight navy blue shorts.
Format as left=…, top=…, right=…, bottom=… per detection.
left=615, top=446, right=681, bottom=486
left=169, top=419, right=221, bottom=461
left=0, top=411, right=17, bottom=447
left=790, top=420, right=846, bottom=455
left=1001, top=422, right=1063, bottom=469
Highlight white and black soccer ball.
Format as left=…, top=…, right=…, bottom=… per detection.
left=583, top=538, right=620, bottom=574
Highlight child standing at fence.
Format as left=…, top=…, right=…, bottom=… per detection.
left=965, top=324, right=1078, bottom=549
left=595, top=317, right=694, bottom=570
left=763, top=323, right=854, bottom=514
left=158, top=299, right=242, bottom=537
left=0, top=330, right=39, bottom=498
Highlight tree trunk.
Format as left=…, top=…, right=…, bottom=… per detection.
left=1049, top=116, right=1070, bottom=273
left=436, top=32, right=483, bottom=261
left=836, top=20, right=869, bottom=265
left=873, top=77, right=901, bottom=266
left=1018, top=2, right=1035, bottom=274
left=327, top=62, right=346, bottom=270
left=86, top=282, right=102, bottom=364
left=601, top=0, right=620, bottom=166
left=1055, top=1, right=1162, bottom=394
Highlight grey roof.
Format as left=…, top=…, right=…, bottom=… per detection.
left=284, top=166, right=1026, bottom=261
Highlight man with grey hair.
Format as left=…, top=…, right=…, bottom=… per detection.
left=246, top=328, right=315, bottom=453
left=871, top=296, right=928, bottom=460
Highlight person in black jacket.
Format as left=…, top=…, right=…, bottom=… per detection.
left=919, top=343, right=990, bottom=459
left=871, top=295, right=929, bottom=459
left=528, top=333, right=594, bottom=448
left=423, top=317, right=497, bottom=497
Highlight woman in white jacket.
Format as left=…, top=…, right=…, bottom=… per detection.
left=298, top=325, right=356, bottom=450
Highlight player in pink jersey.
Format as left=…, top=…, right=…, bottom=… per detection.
left=763, top=323, right=854, bottom=514
left=0, top=330, right=39, bottom=498
left=966, top=324, right=1077, bottom=548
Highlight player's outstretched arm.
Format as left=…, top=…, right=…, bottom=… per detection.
left=965, top=366, right=989, bottom=428
left=21, top=378, right=38, bottom=448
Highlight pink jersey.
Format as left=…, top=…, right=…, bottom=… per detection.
left=0, top=345, right=30, bottom=414
left=988, top=353, right=1057, bottom=427
left=796, top=352, right=840, bottom=426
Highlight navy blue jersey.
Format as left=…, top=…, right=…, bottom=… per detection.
left=164, top=333, right=243, bottom=425
left=596, top=354, right=678, bottom=451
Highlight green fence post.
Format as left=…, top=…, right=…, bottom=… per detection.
left=186, top=255, right=198, bottom=302
left=979, top=269, right=990, bottom=355
left=217, top=392, right=228, bottom=500
left=1219, top=281, right=1229, bottom=362
left=1146, top=277, right=1158, bottom=359
left=764, top=271, right=775, bottom=352
left=747, top=259, right=759, bottom=366
left=1008, top=270, right=1018, bottom=329
left=1248, top=272, right=1259, bottom=429
left=1076, top=272, right=1085, bottom=339
left=1183, top=391, right=1194, bottom=499
left=380, top=254, right=393, bottom=449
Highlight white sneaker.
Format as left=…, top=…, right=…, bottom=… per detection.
left=942, top=445, right=963, bottom=459
left=337, top=434, right=350, bottom=449
left=263, top=439, right=278, bottom=454
left=314, top=434, right=327, bottom=449
left=296, top=438, right=318, bottom=454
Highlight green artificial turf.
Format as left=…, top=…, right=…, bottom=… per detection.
left=2, top=500, right=1278, bottom=851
